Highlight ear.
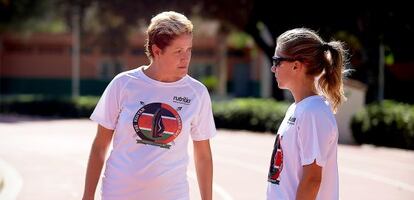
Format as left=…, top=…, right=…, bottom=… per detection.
left=292, top=60, right=303, bottom=71
left=151, top=44, right=162, bottom=57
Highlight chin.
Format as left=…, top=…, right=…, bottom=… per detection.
left=178, top=67, right=188, bottom=73
left=277, top=83, right=286, bottom=89
left=177, top=70, right=187, bottom=78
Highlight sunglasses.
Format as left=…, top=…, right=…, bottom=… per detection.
left=272, top=56, right=296, bottom=67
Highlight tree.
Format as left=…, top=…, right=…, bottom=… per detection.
left=0, top=0, right=74, bottom=33
left=4, top=1, right=413, bottom=101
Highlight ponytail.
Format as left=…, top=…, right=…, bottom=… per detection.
left=318, top=41, right=347, bottom=113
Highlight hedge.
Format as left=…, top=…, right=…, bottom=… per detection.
left=351, top=100, right=414, bottom=149
left=0, top=95, right=99, bottom=118
left=213, top=98, right=289, bottom=133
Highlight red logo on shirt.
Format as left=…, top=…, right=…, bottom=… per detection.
left=268, top=134, right=283, bottom=184
left=133, top=102, right=182, bottom=149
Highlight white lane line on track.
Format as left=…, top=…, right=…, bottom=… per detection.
left=188, top=171, right=234, bottom=200
left=340, top=167, right=414, bottom=193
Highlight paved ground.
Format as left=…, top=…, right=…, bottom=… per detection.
left=0, top=115, right=413, bottom=200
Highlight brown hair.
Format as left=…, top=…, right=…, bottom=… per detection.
left=276, top=28, right=349, bottom=112
left=145, top=11, right=193, bottom=61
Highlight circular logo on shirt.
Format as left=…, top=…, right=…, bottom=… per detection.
left=133, top=102, right=182, bottom=148
left=268, top=134, right=283, bottom=184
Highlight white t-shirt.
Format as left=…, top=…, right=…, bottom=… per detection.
left=90, top=67, right=216, bottom=200
left=267, top=95, right=339, bottom=200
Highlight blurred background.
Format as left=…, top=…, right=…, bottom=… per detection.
left=1, top=0, right=414, bottom=147
left=1, top=1, right=414, bottom=199
left=1, top=1, right=414, bottom=101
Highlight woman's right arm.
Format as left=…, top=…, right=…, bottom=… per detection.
left=82, top=125, right=114, bottom=200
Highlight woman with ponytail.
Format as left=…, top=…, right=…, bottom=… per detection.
left=267, top=28, right=348, bottom=200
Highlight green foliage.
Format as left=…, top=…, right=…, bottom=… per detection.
left=227, top=31, right=254, bottom=49
left=213, top=98, right=289, bottom=133
left=0, top=0, right=56, bottom=32
left=351, top=100, right=414, bottom=149
left=0, top=95, right=99, bottom=118
left=200, top=76, right=218, bottom=92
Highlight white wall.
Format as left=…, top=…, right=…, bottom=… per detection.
left=335, top=79, right=367, bottom=144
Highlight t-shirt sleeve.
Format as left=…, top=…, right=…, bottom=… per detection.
left=297, top=110, right=336, bottom=167
left=190, top=89, right=217, bottom=141
left=90, top=76, right=124, bottom=130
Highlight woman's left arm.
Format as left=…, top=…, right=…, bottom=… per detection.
left=193, top=139, right=213, bottom=200
left=296, top=160, right=322, bottom=200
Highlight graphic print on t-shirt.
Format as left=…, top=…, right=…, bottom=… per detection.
left=133, top=102, right=182, bottom=149
left=268, top=134, right=283, bottom=184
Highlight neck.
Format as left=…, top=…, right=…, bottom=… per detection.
left=289, top=78, right=318, bottom=103
left=143, top=63, right=181, bottom=82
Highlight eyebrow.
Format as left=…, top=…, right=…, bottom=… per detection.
left=174, top=46, right=192, bottom=50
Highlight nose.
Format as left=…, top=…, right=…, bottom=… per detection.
left=182, top=50, right=191, bottom=61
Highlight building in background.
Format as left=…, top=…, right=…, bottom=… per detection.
left=0, top=32, right=270, bottom=97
